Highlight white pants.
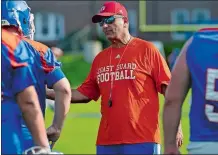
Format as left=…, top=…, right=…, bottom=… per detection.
left=187, top=142, right=218, bottom=154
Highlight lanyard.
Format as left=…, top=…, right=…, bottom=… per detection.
left=108, top=37, right=133, bottom=107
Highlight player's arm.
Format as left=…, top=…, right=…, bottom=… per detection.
left=49, top=78, right=71, bottom=130
left=163, top=38, right=192, bottom=151
left=16, top=85, right=50, bottom=149
left=44, top=49, right=71, bottom=130
left=11, top=47, right=50, bottom=149
left=161, top=83, right=183, bottom=138
left=45, top=77, right=71, bottom=148
left=14, top=67, right=51, bottom=152
left=151, top=44, right=183, bottom=147
left=161, top=84, right=183, bottom=130
left=43, top=49, right=71, bottom=145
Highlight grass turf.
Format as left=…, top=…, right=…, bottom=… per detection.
left=45, top=54, right=191, bottom=154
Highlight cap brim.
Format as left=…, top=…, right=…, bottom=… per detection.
left=92, top=12, right=115, bottom=23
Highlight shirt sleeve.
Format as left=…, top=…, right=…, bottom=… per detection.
left=46, top=68, right=65, bottom=88
left=150, top=45, right=171, bottom=93
left=41, top=48, right=61, bottom=73
left=11, top=41, right=37, bottom=94
left=77, top=59, right=100, bottom=101
left=12, top=65, right=36, bottom=94
left=43, top=48, right=66, bottom=88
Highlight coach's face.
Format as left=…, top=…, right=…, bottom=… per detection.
left=101, top=15, right=125, bottom=40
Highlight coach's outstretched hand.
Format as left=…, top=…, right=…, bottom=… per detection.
left=46, top=125, right=61, bottom=148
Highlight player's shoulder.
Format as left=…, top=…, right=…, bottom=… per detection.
left=198, top=28, right=218, bottom=32
left=2, top=29, right=31, bottom=57
left=2, top=30, right=30, bottom=68
left=194, top=28, right=218, bottom=42
left=23, top=38, right=49, bottom=54
left=2, top=29, right=22, bottom=48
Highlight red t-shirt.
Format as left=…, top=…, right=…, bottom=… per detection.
left=77, top=38, right=171, bottom=145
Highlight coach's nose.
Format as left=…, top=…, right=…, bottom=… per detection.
left=102, top=23, right=109, bottom=28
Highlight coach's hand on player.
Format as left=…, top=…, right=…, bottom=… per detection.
left=46, top=124, right=61, bottom=147
left=176, top=128, right=183, bottom=147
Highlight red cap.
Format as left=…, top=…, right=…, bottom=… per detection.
left=92, top=1, right=128, bottom=23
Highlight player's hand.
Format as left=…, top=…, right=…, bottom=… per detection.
left=176, top=129, right=183, bottom=147
left=164, top=145, right=180, bottom=155
left=46, top=125, right=61, bottom=148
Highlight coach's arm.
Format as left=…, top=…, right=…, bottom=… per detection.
left=46, top=88, right=91, bottom=104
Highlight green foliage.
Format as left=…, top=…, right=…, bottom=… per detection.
left=96, top=35, right=110, bottom=49
left=164, top=41, right=186, bottom=58
left=59, top=54, right=91, bottom=87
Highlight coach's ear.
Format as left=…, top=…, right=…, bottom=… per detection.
left=123, top=18, right=128, bottom=28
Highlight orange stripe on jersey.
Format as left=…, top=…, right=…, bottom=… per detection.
left=23, top=38, right=54, bottom=73
left=2, top=29, right=28, bottom=68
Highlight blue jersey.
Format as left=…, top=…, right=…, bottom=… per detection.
left=23, top=38, right=65, bottom=116
left=1, top=29, right=36, bottom=116
left=168, top=48, right=180, bottom=71
left=20, top=38, right=66, bottom=151
left=1, top=29, right=38, bottom=154
left=187, top=29, right=218, bottom=142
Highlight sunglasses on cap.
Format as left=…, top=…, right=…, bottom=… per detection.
left=99, top=15, right=124, bottom=27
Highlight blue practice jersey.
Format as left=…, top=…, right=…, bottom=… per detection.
left=187, top=28, right=218, bottom=142
left=1, top=29, right=36, bottom=117
left=168, top=48, right=180, bottom=71
left=23, top=38, right=65, bottom=115
left=2, top=29, right=65, bottom=116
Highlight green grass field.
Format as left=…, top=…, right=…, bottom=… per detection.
left=45, top=54, right=192, bottom=154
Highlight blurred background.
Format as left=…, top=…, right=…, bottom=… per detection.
left=27, top=0, right=218, bottom=153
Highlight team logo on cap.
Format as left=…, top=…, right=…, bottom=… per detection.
left=100, top=6, right=105, bottom=12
